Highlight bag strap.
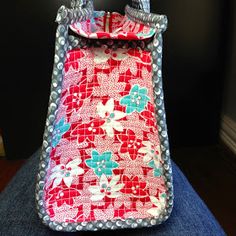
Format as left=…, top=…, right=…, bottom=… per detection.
left=56, top=0, right=167, bottom=31
left=71, top=0, right=150, bottom=13
left=131, top=0, right=150, bottom=13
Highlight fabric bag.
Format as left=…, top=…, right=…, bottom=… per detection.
left=36, top=0, right=173, bottom=232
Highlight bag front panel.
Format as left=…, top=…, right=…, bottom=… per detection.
left=43, top=43, right=168, bottom=223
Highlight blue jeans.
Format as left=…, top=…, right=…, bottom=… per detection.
left=0, top=150, right=226, bottom=236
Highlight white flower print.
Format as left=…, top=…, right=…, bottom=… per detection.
left=147, top=193, right=167, bottom=217
left=97, top=98, right=126, bottom=137
left=88, top=174, right=124, bottom=201
left=50, top=158, right=84, bottom=188
left=138, top=141, right=161, bottom=163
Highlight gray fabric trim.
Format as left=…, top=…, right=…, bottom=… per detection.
left=56, top=0, right=94, bottom=25
left=132, top=0, right=150, bottom=13
left=125, top=5, right=167, bottom=32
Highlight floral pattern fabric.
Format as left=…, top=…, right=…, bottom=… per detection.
left=70, top=11, right=156, bottom=40
left=44, top=45, right=167, bottom=223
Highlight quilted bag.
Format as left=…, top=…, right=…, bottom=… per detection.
left=36, top=0, right=173, bottom=232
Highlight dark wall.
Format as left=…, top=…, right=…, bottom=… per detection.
left=1, top=0, right=229, bottom=158
left=153, top=0, right=229, bottom=147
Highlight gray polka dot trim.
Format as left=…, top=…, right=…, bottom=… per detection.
left=56, top=0, right=94, bottom=25
left=125, top=5, right=168, bottom=32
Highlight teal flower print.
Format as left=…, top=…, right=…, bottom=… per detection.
left=136, top=28, right=156, bottom=38
left=85, top=150, right=119, bottom=177
left=52, top=118, right=71, bottom=148
left=148, top=160, right=162, bottom=177
left=120, top=84, right=150, bottom=114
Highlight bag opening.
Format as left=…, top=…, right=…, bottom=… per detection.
left=70, top=11, right=156, bottom=40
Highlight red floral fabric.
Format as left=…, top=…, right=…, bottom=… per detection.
left=44, top=44, right=167, bottom=223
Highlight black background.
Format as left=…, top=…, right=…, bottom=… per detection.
left=1, top=0, right=232, bottom=159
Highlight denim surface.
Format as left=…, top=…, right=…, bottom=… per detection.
left=0, top=150, right=226, bottom=236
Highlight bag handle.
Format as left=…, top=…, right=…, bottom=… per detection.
left=71, top=0, right=150, bottom=13
left=56, top=0, right=167, bottom=32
